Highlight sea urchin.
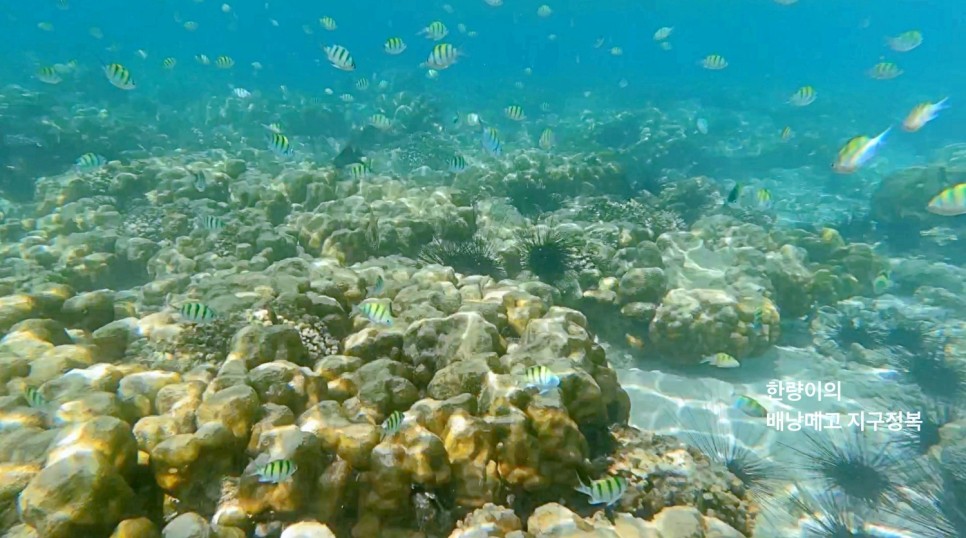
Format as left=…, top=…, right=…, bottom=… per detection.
left=418, top=237, right=505, bottom=279
left=514, top=225, right=581, bottom=284
left=785, top=430, right=908, bottom=509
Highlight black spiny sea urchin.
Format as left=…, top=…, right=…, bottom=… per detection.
left=888, top=449, right=966, bottom=538
left=503, top=176, right=562, bottom=217
left=678, top=410, right=786, bottom=501
left=514, top=225, right=581, bottom=284
left=883, top=319, right=939, bottom=357
left=893, top=346, right=966, bottom=403
left=418, top=237, right=505, bottom=279
left=785, top=430, right=909, bottom=509
left=831, top=315, right=886, bottom=350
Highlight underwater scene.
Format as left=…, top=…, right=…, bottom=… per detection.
left=1, top=0, right=965, bottom=537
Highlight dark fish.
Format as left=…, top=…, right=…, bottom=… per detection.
left=727, top=183, right=741, bottom=204
left=333, top=143, right=366, bottom=168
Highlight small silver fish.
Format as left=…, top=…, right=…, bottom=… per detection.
left=192, top=170, right=207, bottom=191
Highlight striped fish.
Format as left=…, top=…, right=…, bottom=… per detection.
left=382, top=410, right=404, bottom=436
left=524, top=365, right=560, bottom=394
left=355, top=77, right=369, bottom=91
left=179, top=302, right=216, bottom=323
left=36, top=66, right=62, bottom=84
left=195, top=54, right=210, bottom=65
left=357, top=300, right=393, bottom=326
left=384, top=37, right=407, bottom=55
left=425, top=43, right=460, bottom=70
left=927, top=183, right=966, bottom=216
left=199, top=215, right=224, bottom=230
left=538, top=128, right=555, bottom=150
left=24, top=386, right=46, bottom=409
left=324, top=45, right=356, bottom=71
left=103, top=62, right=136, bottom=89
left=319, top=16, right=337, bottom=30
left=346, top=162, right=370, bottom=180
left=268, top=132, right=294, bottom=157
left=419, top=21, right=448, bottom=41
left=162, top=57, right=177, bottom=69
left=369, top=114, right=392, bottom=130
left=215, top=55, right=234, bottom=69
left=76, top=153, right=107, bottom=170
left=576, top=475, right=627, bottom=506
left=504, top=105, right=525, bottom=121
left=788, top=85, right=816, bottom=106
left=869, top=62, right=902, bottom=80
left=481, top=127, right=502, bottom=157
left=254, top=459, right=297, bottom=483
left=449, top=154, right=467, bottom=173
left=700, top=54, right=728, bottom=70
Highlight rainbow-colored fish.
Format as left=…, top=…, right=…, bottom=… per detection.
left=832, top=127, right=890, bottom=174
left=926, top=183, right=966, bottom=216
left=902, top=98, right=949, bottom=133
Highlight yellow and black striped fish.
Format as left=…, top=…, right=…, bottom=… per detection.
left=199, top=215, right=224, bottom=230
left=346, top=162, right=370, bottom=179
left=103, top=63, right=136, bottom=89
left=504, top=105, right=525, bottom=121
left=575, top=475, right=627, bottom=506
left=324, top=44, right=356, bottom=71
left=426, top=43, right=460, bottom=70
left=268, top=132, right=293, bottom=157
left=319, top=16, right=337, bottom=31
left=24, top=386, right=46, bottom=409
left=700, top=54, right=728, bottom=70
left=162, top=57, right=177, bottom=69
left=788, top=85, right=816, bottom=106
left=76, top=152, right=107, bottom=169
left=419, top=21, right=448, bottom=41
left=449, top=154, right=467, bottom=173
left=215, top=55, right=234, bottom=69
left=756, top=188, right=772, bottom=207
left=369, top=114, right=392, bottom=130
left=781, top=126, right=793, bottom=141
left=539, top=128, right=555, bottom=150
left=868, top=61, right=902, bottom=80
left=357, top=300, right=393, bottom=325
left=254, top=459, right=297, bottom=483
left=195, top=54, right=210, bottom=65
left=384, top=37, right=407, bottom=55
left=355, top=77, right=369, bottom=90
left=382, top=410, right=404, bottom=436
left=179, top=302, right=216, bottom=323
left=36, top=66, right=62, bottom=84
left=524, top=365, right=560, bottom=393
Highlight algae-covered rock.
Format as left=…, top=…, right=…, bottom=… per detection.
left=649, top=288, right=744, bottom=362
left=161, top=512, right=210, bottom=538
left=61, top=289, right=115, bottom=332
left=18, top=453, right=135, bottom=538
left=227, top=325, right=309, bottom=368
left=110, top=517, right=161, bottom=538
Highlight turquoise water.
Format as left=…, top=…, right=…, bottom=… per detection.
left=1, top=1, right=965, bottom=537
